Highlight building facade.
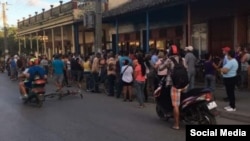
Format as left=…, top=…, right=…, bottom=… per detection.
left=17, top=0, right=250, bottom=59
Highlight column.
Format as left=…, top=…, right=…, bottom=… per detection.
left=115, top=19, right=119, bottom=54
left=61, top=26, right=64, bottom=54
left=187, top=0, right=192, bottom=46
left=95, top=0, right=102, bottom=53
left=51, top=28, right=55, bottom=55
left=82, top=26, right=86, bottom=55
left=74, top=23, right=79, bottom=54
left=24, top=36, right=26, bottom=49
left=43, top=30, right=47, bottom=56
left=146, top=11, right=150, bottom=53
left=30, top=34, right=33, bottom=51
left=72, top=24, right=75, bottom=53
left=140, top=30, right=143, bottom=50
left=36, top=32, right=39, bottom=55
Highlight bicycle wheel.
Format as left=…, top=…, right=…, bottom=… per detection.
left=44, top=92, right=60, bottom=101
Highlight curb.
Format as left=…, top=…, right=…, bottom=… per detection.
left=217, top=109, right=250, bottom=123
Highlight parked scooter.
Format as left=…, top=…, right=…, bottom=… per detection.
left=154, top=77, right=218, bottom=125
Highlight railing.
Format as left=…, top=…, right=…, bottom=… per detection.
left=17, top=1, right=75, bottom=28
left=17, top=0, right=104, bottom=29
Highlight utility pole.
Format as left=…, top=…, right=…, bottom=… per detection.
left=1, top=2, right=8, bottom=53
left=95, top=0, right=102, bottom=53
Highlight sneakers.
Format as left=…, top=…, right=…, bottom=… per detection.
left=224, top=106, right=231, bottom=110
left=224, top=106, right=236, bottom=112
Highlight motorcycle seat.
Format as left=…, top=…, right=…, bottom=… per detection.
left=31, top=88, right=46, bottom=94
left=181, top=88, right=211, bottom=101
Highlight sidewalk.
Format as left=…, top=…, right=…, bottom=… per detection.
left=213, top=87, right=250, bottom=123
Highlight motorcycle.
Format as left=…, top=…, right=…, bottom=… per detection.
left=154, top=78, right=218, bottom=125
left=23, top=79, right=46, bottom=108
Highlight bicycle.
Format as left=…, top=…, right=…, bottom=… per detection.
left=44, top=89, right=83, bottom=101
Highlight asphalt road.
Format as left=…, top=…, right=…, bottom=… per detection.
left=0, top=73, right=248, bottom=141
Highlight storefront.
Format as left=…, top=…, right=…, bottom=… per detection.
left=118, top=31, right=140, bottom=53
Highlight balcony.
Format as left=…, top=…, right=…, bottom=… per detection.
left=17, top=1, right=77, bottom=30
left=17, top=0, right=108, bottom=32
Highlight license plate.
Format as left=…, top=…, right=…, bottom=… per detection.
left=207, top=101, right=217, bottom=110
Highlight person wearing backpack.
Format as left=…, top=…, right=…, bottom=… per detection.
left=163, top=45, right=188, bottom=130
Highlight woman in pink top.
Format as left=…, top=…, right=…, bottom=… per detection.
left=133, top=56, right=146, bottom=108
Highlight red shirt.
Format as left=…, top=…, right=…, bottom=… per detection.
left=134, top=64, right=146, bottom=82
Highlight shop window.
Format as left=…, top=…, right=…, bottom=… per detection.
left=156, top=40, right=165, bottom=50
left=192, top=23, right=208, bottom=59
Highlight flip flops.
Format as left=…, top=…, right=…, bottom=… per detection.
left=171, top=126, right=180, bottom=130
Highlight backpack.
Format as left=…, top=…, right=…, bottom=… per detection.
left=170, top=57, right=189, bottom=89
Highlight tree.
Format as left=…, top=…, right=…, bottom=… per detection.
left=0, top=27, right=19, bottom=55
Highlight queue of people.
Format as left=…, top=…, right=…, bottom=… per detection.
left=3, top=43, right=249, bottom=130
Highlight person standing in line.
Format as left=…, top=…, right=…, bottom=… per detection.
left=117, top=51, right=132, bottom=98
left=133, top=56, right=146, bottom=108
left=91, top=53, right=101, bottom=93
left=240, top=47, right=250, bottom=88
left=121, top=59, right=133, bottom=101
left=82, top=56, right=91, bottom=91
left=220, top=50, right=238, bottom=112
left=221, top=46, right=231, bottom=101
left=204, top=53, right=219, bottom=92
left=106, top=53, right=116, bottom=96
left=184, top=46, right=197, bottom=90
left=74, top=57, right=84, bottom=89
left=52, top=54, right=65, bottom=92
left=154, top=51, right=168, bottom=90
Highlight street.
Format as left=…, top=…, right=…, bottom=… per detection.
left=0, top=73, right=248, bottom=141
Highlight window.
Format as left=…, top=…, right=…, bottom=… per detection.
left=192, top=23, right=208, bottom=59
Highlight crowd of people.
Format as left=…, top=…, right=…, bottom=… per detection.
left=3, top=43, right=250, bottom=130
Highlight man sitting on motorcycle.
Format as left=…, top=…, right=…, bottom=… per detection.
left=18, top=58, right=47, bottom=99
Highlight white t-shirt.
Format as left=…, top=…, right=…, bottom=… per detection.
left=121, top=65, right=133, bottom=83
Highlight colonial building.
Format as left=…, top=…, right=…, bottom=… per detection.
left=17, top=0, right=250, bottom=59
left=103, top=0, right=250, bottom=58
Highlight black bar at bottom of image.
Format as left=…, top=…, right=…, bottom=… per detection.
left=186, top=125, right=250, bottom=140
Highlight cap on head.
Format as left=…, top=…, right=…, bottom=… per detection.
left=222, top=46, right=231, bottom=52
left=185, top=46, right=194, bottom=51
left=170, top=44, right=179, bottom=55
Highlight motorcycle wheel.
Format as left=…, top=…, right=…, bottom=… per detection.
left=199, top=112, right=217, bottom=125
left=37, top=94, right=44, bottom=108
left=156, top=105, right=169, bottom=121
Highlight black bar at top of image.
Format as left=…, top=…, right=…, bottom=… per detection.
left=186, top=125, right=250, bottom=141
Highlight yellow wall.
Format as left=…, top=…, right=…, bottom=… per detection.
left=108, top=0, right=131, bottom=10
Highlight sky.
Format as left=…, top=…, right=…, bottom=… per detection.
left=0, top=0, right=71, bottom=27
